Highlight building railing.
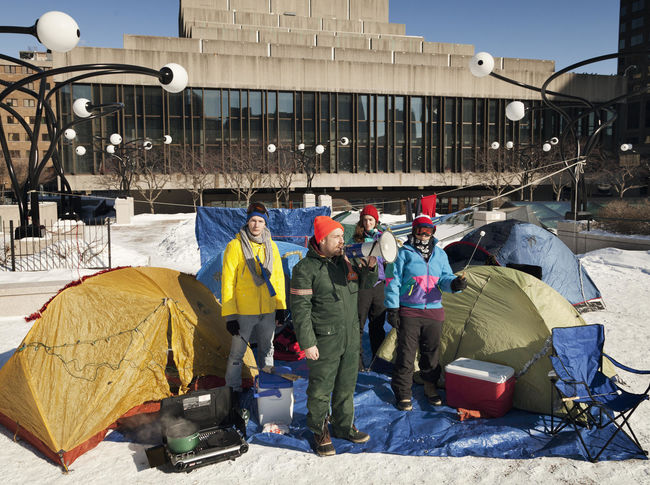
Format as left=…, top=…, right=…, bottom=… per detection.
left=1, top=219, right=112, bottom=271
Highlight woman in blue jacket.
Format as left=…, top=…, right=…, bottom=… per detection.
left=384, top=214, right=466, bottom=411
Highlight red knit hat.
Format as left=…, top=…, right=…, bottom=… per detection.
left=360, top=204, right=379, bottom=222
left=314, top=216, right=344, bottom=244
left=412, top=214, right=435, bottom=229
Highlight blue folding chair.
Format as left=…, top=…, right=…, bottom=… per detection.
left=548, top=324, right=650, bottom=462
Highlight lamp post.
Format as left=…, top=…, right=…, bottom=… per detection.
left=267, top=137, right=350, bottom=193
left=1, top=11, right=188, bottom=237
left=469, top=50, right=641, bottom=220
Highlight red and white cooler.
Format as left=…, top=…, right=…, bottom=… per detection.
left=445, top=357, right=515, bottom=417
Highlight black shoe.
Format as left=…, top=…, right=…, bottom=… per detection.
left=396, top=399, right=413, bottom=411
left=313, top=424, right=336, bottom=457
left=424, top=382, right=443, bottom=406
left=334, top=425, right=370, bottom=443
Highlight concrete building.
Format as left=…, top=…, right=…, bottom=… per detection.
left=44, top=0, right=625, bottom=210
left=618, top=0, right=650, bottom=154
left=0, top=53, right=54, bottom=203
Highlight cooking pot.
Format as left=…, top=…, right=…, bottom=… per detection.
left=165, top=420, right=199, bottom=454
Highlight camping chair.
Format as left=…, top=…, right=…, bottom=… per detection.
left=548, top=324, right=650, bottom=462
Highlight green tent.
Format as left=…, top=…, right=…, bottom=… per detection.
left=377, top=265, right=590, bottom=414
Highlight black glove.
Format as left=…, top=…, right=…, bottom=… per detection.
left=386, top=308, right=400, bottom=329
left=226, top=319, right=240, bottom=336
left=275, top=309, right=286, bottom=324
left=451, top=276, right=468, bottom=292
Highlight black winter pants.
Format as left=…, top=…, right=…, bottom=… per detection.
left=391, top=314, right=443, bottom=401
left=357, top=282, right=386, bottom=360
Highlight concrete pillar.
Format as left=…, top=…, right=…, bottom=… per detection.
left=115, top=197, right=134, bottom=224
left=473, top=209, right=506, bottom=228
left=557, top=220, right=589, bottom=254
left=317, top=194, right=332, bottom=208
left=303, top=192, right=316, bottom=208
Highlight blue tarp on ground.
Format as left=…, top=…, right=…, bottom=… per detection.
left=241, top=344, right=646, bottom=461
left=195, top=206, right=330, bottom=265
left=196, top=241, right=308, bottom=301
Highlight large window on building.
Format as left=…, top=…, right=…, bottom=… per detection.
left=55, top=83, right=608, bottom=180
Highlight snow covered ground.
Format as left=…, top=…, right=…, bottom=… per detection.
left=0, top=213, right=649, bottom=484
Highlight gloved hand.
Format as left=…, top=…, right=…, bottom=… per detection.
left=226, top=319, right=240, bottom=336
left=451, top=276, right=468, bottom=292
left=386, top=308, right=400, bottom=329
left=275, top=309, right=286, bottom=325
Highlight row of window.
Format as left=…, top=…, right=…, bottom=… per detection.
left=5, top=115, right=46, bottom=124
left=5, top=98, right=36, bottom=107
left=57, top=84, right=614, bottom=176
left=5, top=132, right=50, bottom=142
left=2, top=64, right=48, bottom=74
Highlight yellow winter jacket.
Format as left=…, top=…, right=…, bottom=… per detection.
left=221, top=234, right=287, bottom=317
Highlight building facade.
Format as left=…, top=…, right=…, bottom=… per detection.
left=618, top=0, right=650, bottom=154
left=45, top=0, right=624, bottom=208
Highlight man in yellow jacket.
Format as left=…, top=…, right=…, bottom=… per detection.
left=222, top=202, right=287, bottom=392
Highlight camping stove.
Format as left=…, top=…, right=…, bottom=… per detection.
left=165, top=425, right=248, bottom=472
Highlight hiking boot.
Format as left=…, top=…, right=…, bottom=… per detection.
left=424, top=382, right=443, bottom=406
left=396, top=399, right=413, bottom=411
left=313, top=423, right=336, bottom=457
left=334, top=425, right=370, bottom=443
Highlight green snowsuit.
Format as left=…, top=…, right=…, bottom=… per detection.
left=290, top=241, right=377, bottom=435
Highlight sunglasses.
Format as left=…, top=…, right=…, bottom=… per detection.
left=414, top=226, right=434, bottom=236
left=247, top=202, right=268, bottom=215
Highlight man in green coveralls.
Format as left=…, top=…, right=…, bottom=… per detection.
left=290, top=215, right=377, bottom=456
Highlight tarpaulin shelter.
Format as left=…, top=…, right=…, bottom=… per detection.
left=444, top=220, right=604, bottom=311
left=195, top=206, right=330, bottom=265
left=0, top=267, right=256, bottom=468
left=377, top=265, right=592, bottom=415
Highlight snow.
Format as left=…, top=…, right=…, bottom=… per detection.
left=0, top=213, right=649, bottom=484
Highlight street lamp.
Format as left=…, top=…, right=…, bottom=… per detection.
left=1, top=11, right=188, bottom=237
left=470, top=49, right=641, bottom=220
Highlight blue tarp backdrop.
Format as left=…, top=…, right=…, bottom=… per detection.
left=242, top=351, right=647, bottom=461
left=195, top=206, right=330, bottom=265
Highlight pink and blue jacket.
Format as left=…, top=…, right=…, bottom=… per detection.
left=384, top=239, right=457, bottom=310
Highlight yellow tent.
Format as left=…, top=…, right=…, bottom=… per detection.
left=0, top=267, right=256, bottom=468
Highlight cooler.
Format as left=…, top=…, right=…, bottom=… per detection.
left=445, top=357, right=515, bottom=418
left=254, top=367, right=294, bottom=426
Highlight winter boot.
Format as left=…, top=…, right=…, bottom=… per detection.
left=313, top=422, right=336, bottom=457
left=396, top=399, right=413, bottom=411
left=424, top=382, right=442, bottom=406
left=334, top=425, right=370, bottom=443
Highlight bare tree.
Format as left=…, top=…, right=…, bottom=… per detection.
left=173, top=147, right=217, bottom=210
left=268, top=149, right=299, bottom=208
left=586, top=150, right=649, bottom=199
left=471, top=147, right=516, bottom=198
left=133, top=147, right=172, bottom=214
left=99, top=148, right=138, bottom=197
left=220, top=146, right=269, bottom=206
left=508, top=146, right=556, bottom=202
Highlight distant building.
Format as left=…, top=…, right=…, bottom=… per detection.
left=0, top=53, right=55, bottom=199
left=618, top=0, right=650, bottom=154
left=21, top=1, right=626, bottom=209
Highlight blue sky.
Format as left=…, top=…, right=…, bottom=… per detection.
left=2, top=0, right=619, bottom=75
